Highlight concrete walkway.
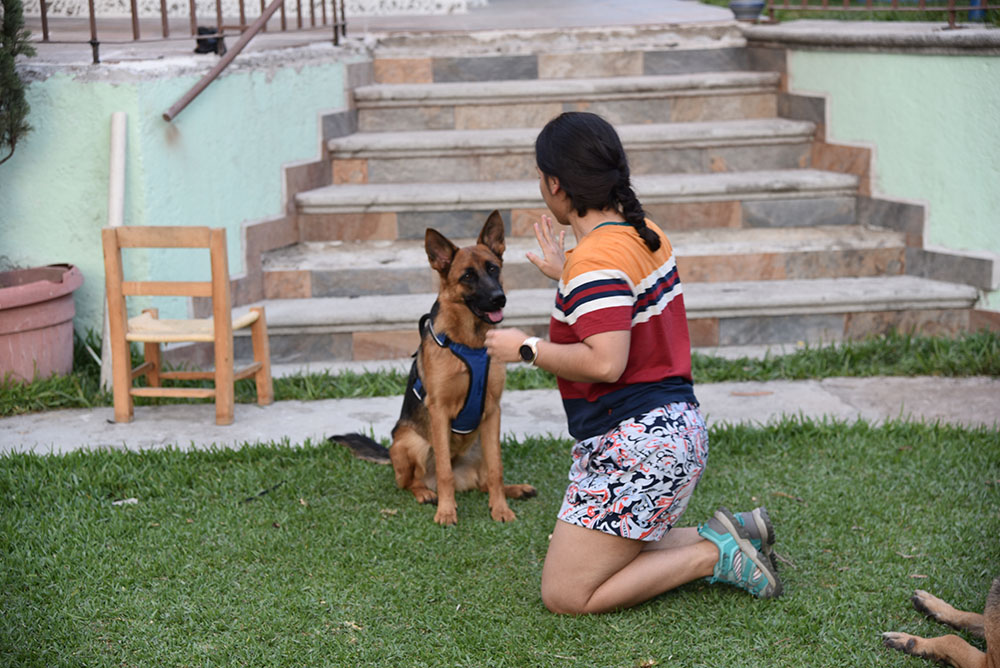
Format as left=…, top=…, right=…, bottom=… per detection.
left=3, top=374, right=998, bottom=455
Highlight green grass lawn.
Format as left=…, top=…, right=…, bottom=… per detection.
left=2, top=421, right=998, bottom=666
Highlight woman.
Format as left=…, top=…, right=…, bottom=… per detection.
left=485, top=112, right=782, bottom=615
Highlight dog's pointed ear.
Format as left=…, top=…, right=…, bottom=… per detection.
left=478, top=210, right=506, bottom=260
left=425, top=228, right=459, bottom=275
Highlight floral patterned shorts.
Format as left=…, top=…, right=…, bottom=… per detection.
left=557, top=402, right=709, bottom=542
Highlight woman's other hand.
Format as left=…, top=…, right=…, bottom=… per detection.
left=526, top=215, right=566, bottom=281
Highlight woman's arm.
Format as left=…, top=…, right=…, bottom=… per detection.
left=485, top=327, right=630, bottom=384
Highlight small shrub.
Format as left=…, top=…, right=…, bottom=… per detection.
left=0, top=0, right=36, bottom=166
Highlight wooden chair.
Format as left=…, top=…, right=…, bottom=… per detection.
left=101, top=225, right=273, bottom=425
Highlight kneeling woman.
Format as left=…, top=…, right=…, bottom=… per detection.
left=486, top=112, right=782, bottom=614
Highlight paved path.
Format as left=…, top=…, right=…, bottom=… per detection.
left=3, top=376, right=998, bottom=455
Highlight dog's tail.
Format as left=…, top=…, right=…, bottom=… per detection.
left=328, top=433, right=391, bottom=464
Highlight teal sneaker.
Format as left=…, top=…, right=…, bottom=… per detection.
left=698, top=507, right=782, bottom=599
left=734, top=507, right=776, bottom=570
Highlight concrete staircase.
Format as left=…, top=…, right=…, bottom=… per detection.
left=245, top=26, right=982, bottom=364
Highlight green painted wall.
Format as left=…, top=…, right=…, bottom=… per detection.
left=1, top=56, right=351, bottom=331
left=788, top=49, right=1000, bottom=308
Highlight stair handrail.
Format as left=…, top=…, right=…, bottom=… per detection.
left=163, top=0, right=286, bottom=122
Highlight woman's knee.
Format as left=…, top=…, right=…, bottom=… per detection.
left=541, top=578, right=589, bottom=615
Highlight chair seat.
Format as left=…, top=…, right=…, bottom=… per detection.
left=126, top=309, right=261, bottom=343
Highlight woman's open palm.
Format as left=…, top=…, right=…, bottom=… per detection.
left=526, top=215, right=566, bottom=281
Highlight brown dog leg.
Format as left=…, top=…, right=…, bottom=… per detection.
left=884, top=578, right=1000, bottom=668
left=389, top=428, right=437, bottom=505
left=429, top=414, right=459, bottom=525
left=882, top=631, right=986, bottom=668
left=914, top=590, right=987, bottom=637
left=478, top=409, right=516, bottom=523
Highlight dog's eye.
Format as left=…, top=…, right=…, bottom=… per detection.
left=485, top=262, right=499, bottom=277
left=461, top=268, right=477, bottom=283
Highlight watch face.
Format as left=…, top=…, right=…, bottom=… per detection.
left=519, top=344, right=533, bottom=362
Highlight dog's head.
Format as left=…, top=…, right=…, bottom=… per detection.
left=425, top=210, right=506, bottom=325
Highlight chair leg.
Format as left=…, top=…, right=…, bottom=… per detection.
left=214, top=333, right=235, bottom=426
left=250, top=306, right=274, bottom=405
left=142, top=309, right=161, bottom=387
left=110, top=337, right=134, bottom=423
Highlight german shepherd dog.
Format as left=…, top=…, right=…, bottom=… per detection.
left=330, top=211, right=536, bottom=525
left=884, top=577, right=999, bottom=668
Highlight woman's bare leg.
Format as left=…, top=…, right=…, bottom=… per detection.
left=641, top=526, right=703, bottom=552
left=541, top=520, right=717, bottom=615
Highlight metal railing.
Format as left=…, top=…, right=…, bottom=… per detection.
left=36, top=0, right=346, bottom=64
left=765, top=0, right=996, bottom=28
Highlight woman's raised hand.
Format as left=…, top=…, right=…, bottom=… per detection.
left=526, top=215, right=566, bottom=281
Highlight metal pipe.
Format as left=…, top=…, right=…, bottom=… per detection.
left=163, top=0, right=288, bottom=122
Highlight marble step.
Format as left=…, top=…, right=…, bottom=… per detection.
left=296, top=169, right=859, bottom=242
left=354, top=71, right=782, bottom=131
left=236, top=276, right=979, bottom=363
left=262, top=225, right=907, bottom=299
left=329, top=119, right=817, bottom=184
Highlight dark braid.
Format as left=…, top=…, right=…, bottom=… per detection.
left=614, top=171, right=660, bottom=253
left=535, top=112, right=660, bottom=252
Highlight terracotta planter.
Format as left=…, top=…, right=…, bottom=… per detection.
left=0, top=264, right=84, bottom=383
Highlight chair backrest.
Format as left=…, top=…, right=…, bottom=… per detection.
left=101, top=225, right=233, bottom=337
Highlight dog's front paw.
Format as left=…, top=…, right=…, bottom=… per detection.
left=882, top=632, right=920, bottom=656
left=434, top=506, right=458, bottom=526
left=490, top=504, right=517, bottom=523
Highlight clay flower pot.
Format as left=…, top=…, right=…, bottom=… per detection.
left=0, top=264, right=84, bottom=383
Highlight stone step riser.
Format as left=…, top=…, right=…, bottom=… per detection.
left=236, top=306, right=977, bottom=364
left=262, top=247, right=906, bottom=299
left=357, top=90, right=778, bottom=132
left=298, top=195, right=857, bottom=243
left=371, top=45, right=754, bottom=85
left=333, top=141, right=812, bottom=185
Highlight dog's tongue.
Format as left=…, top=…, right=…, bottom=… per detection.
left=487, top=309, right=504, bottom=323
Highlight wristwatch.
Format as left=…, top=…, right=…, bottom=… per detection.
left=518, top=337, right=541, bottom=365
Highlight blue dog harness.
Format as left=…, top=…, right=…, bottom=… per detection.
left=412, top=314, right=491, bottom=434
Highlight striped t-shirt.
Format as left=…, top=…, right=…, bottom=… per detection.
left=550, top=220, right=697, bottom=440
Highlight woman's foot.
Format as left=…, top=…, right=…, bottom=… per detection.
left=697, top=507, right=782, bottom=598
left=734, top=506, right=777, bottom=570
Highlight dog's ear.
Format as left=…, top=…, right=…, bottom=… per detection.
left=478, top=210, right=506, bottom=260
left=425, top=228, right=459, bottom=275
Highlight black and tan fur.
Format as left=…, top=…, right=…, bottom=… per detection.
left=330, top=211, right=536, bottom=525
left=884, top=577, right=999, bottom=668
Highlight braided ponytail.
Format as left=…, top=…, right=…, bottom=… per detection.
left=614, top=171, right=660, bottom=253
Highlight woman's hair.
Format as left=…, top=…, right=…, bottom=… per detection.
left=535, top=111, right=660, bottom=252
